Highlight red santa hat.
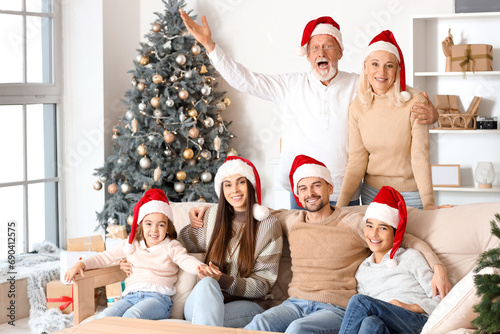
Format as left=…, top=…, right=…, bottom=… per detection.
left=365, top=30, right=411, bottom=101
left=295, top=16, right=344, bottom=56
left=363, top=186, right=407, bottom=268
left=124, top=188, right=174, bottom=254
left=289, top=154, right=333, bottom=208
left=214, top=156, right=269, bottom=221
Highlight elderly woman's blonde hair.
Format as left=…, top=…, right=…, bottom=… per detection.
left=357, top=52, right=416, bottom=110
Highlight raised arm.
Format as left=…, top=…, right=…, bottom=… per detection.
left=179, top=9, right=215, bottom=53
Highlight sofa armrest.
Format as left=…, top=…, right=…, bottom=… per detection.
left=73, top=264, right=127, bottom=325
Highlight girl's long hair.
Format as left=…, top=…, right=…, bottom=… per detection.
left=205, top=180, right=259, bottom=277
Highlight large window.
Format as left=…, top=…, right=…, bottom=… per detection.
left=0, top=0, right=62, bottom=254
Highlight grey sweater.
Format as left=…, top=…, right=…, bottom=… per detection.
left=355, top=248, right=441, bottom=315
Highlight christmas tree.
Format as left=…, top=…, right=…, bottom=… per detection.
left=472, top=213, right=500, bottom=333
left=93, top=0, right=236, bottom=231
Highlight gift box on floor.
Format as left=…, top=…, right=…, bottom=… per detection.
left=106, top=281, right=125, bottom=306
left=67, top=235, right=105, bottom=252
left=451, top=44, right=493, bottom=72
left=46, top=280, right=74, bottom=314
left=60, top=250, right=97, bottom=284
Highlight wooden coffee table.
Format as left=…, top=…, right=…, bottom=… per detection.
left=53, top=317, right=280, bottom=334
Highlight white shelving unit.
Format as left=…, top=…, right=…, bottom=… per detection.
left=410, top=12, right=500, bottom=205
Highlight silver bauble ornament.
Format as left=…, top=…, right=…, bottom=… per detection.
left=139, top=156, right=151, bottom=169
left=200, top=149, right=212, bottom=160
left=175, top=54, right=186, bottom=65
left=197, top=137, right=205, bottom=145
left=170, top=75, right=178, bottom=82
left=203, top=117, right=214, bottom=128
left=201, top=84, right=211, bottom=96
left=191, top=44, right=201, bottom=55
left=166, top=99, right=174, bottom=107
left=216, top=101, right=226, bottom=110
left=179, top=113, right=186, bottom=122
left=188, top=159, right=196, bottom=166
left=117, top=158, right=124, bottom=165
left=99, top=175, right=108, bottom=183
left=174, top=182, right=186, bottom=193
left=125, top=110, right=134, bottom=120
left=93, top=180, right=103, bottom=190
left=201, top=171, right=212, bottom=183
left=138, top=102, right=146, bottom=111
left=164, top=149, right=172, bottom=156
left=108, top=217, right=118, bottom=225
left=153, top=109, right=163, bottom=118
left=121, top=183, right=131, bottom=194
left=184, top=71, right=192, bottom=79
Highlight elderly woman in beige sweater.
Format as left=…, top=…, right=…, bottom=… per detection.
left=336, top=30, right=436, bottom=210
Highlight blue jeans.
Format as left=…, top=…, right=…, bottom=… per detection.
left=184, top=277, right=265, bottom=328
left=245, top=297, right=346, bottom=334
left=361, top=183, right=423, bottom=209
left=95, top=291, right=172, bottom=320
left=289, top=193, right=360, bottom=210
left=339, top=295, right=428, bottom=334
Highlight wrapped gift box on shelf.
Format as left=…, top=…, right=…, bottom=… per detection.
left=106, top=225, right=127, bottom=240
left=67, top=235, right=105, bottom=252
left=434, top=95, right=482, bottom=129
left=451, top=44, right=493, bottom=72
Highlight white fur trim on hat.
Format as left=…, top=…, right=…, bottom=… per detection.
left=137, top=200, right=174, bottom=225
left=363, top=202, right=399, bottom=229
left=293, top=163, right=333, bottom=195
left=214, top=159, right=256, bottom=198
left=365, top=41, right=400, bottom=62
left=311, top=23, right=344, bottom=50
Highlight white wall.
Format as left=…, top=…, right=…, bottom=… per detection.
left=62, top=0, right=456, bottom=239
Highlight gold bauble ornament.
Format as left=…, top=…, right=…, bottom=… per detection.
left=189, top=126, right=199, bottom=138
left=152, top=73, right=163, bottom=84
left=191, top=44, right=201, bottom=55
left=137, top=81, right=146, bottom=91
left=217, top=114, right=223, bottom=123
left=137, top=144, right=147, bottom=156
left=127, top=215, right=134, bottom=226
left=93, top=180, right=103, bottom=191
left=200, top=65, right=208, bottom=74
left=112, top=133, right=119, bottom=140
left=182, top=148, right=194, bottom=160
left=139, top=55, right=149, bottom=66
left=197, top=196, right=206, bottom=202
left=176, top=170, right=187, bottom=181
left=178, top=89, right=189, bottom=100
left=188, top=109, right=198, bottom=119
left=154, top=166, right=162, bottom=182
left=163, top=130, right=175, bottom=143
left=151, top=96, right=161, bottom=108
left=175, top=54, right=187, bottom=66
left=131, top=118, right=138, bottom=134
left=151, top=23, right=161, bottom=33
left=107, top=183, right=118, bottom=194
left=223, top=97, right=231, bottom=107
left=227, top=148, right=238, bottom=156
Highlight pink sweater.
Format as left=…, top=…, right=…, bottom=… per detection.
left=82, top=238, right=203, bottom=291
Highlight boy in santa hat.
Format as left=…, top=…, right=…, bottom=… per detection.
left=64, top=189, right=213, bottom=320
left=339, top=186, right=440, bottom=334
left=179, top=10, right=438, bottom=210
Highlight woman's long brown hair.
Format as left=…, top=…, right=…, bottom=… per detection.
left=205, top=180, right=259, bottom=277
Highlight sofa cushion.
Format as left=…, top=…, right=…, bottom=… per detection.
left=421, top=267, right=496, bottom=334
left=170, top=253, right=204, bottom=319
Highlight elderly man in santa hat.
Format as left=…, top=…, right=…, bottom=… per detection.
left=241, top=155, right=449, bottom=333
left=180, top=11, right=439, bottom=209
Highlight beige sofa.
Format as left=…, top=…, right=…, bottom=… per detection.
left=73, top=201, right=500, bottom=333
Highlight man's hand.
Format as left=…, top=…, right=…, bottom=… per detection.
left=179, top=9, right=215, bottom=53
left=189, top=206, right=208, bottom=228
left=432, top=264, right=452, bottom=298
left=389, top=299, right=424, bottom=314
left=120, top=259, right=133, bottom=277
left=411, top=92, right=439, bottom=125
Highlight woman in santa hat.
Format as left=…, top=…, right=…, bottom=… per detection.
left=180, top=156, right=283, bottom=328
left=64, top=189, right=209, bottom=320
left=336, top=30, right=436, bottom=210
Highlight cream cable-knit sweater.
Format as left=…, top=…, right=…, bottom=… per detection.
left=82, top=238, right=203, bottom=294
left=337, top=91, right=434, bottom=208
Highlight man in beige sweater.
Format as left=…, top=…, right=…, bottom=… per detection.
left=243, top=155, right=450, bottom=333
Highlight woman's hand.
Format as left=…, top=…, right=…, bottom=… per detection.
left=179, top=9, right=215, bottom=53
left=432, top=264, right=452, bottom=298
left=389, top=299, right=424, bottom=313
left=64, top=261, right=86, bottom=283
left=426, top=204, right=455, bottom=210
left=189, top=206, right=207, bottom=228
left=120, top=258, right=133, bottom=277
left=411, top=92, right=439, bottom=125
left=197, top=262, right=222, bottom=281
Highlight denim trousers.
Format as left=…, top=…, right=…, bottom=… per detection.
left=361, top=183, right=423, bottom=209
left=184, top=277, right=265, bottom=328
left=339, top=294, right=429, bottom=334
left=289, top=193, right=360, bottom=210
left=244, top=297, right=346, bottom=334
left=95, top=291, right=172, bottom=320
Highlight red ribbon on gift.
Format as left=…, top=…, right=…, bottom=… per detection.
left=46, top=296, right=73, bottom=311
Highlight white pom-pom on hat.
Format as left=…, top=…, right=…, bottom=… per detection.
left=295, top=46, right=307, bottom=56
left=123, top=243, right=135, bottom=255
left=253, top=204, right=270, bottom=221
left=386, top=258, right=398, bottom=268
left=400, top=91, right=411, bottom=102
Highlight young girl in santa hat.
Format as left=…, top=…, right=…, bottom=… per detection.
left=180, top=156, right=283, bottom=328
left=64, top=188, right=211, bottom=320
left=339, top=186, right=440, bottom=334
